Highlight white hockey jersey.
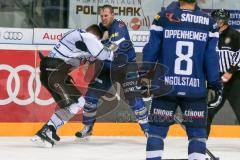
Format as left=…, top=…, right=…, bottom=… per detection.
left=49, top=28, right=113, bottom=67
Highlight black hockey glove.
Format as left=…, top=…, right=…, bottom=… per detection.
left=137, top=68, right=155, bottom=98
left=208, top=86, right=223, bottom=109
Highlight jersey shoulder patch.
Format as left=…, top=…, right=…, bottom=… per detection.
left=154, top=14, right=161, bottom=20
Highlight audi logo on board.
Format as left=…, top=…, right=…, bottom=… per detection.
left=0, top=31, right=23, bottom=40
left=0, top=64, right=119, bottom=106
left=0, top=64, right=54, bottom=105
left=131, top=34, right=149, bottom=42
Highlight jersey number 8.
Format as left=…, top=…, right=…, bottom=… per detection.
left=174, top=41, right=193, bottom=75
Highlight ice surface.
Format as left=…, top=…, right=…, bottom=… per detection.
left=0, top=136, right=239, bottom=160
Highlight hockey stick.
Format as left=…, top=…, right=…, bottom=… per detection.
left=173, top=116, right=220, bottom=160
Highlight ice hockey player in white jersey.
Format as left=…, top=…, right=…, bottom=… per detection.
left=31, top=24, right=115, bottom=148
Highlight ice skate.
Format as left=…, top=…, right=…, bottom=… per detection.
left=75, top=125, right=93, bottom=141
left=31, top=125, right=58, bottom=148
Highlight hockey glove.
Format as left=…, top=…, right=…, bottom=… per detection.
left=138, top=77, right=151, bottom=98
left=137, top=68, right=155, bottom=98
left=108, top=43, right=119, bottom=52
left=208, top=87, right=223, bottom=109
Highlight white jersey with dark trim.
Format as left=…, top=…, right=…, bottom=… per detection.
left=48, top=28, right=113, bottom=67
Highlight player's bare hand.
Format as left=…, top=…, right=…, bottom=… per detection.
left=221, top=72, right=232, bottom=82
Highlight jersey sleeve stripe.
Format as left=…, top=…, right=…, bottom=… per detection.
left=94, top=48, right=104, bottom=58
left=150, top=25, right=163, bottom=32
left=61, top=29, right=75, bottom=40
left=112, top=37, right=125, bottom=45
left=59, top=40, right=73, bottom=52
left=209, top=31, right=219, bottom=38
left=53, top=47, right=74, bottom=58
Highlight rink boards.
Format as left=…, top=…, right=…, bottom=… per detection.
left=0, top=43, right=239, bottom=138
left=0, top=123, right=239, bottom=137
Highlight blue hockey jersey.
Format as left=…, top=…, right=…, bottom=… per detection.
left=99, top=18, right=136, bottom=62
left=143, top=4, right=220, bottom=97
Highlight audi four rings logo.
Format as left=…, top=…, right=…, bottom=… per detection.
left=1, top=31, right=23, bottom=40
left=132, top=34, right=149, bottom=42
left=0, top=64, right=118, bottom=106
left=0, top=64, right=54, bottom=106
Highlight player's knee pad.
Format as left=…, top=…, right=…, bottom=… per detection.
left=68, top=96, right=85, bottom=114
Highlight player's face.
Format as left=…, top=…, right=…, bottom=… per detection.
left=216, top=19, right=225, bottom=29
left=100, top=8, right=114, bottom=29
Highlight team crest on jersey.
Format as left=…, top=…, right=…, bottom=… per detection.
left=154, top=14, right=160, bottom=20
left=225, top=37, right=231, bottom=44
left=110, top=32, right=119, bottom=39
left=166, top=12, right=180, bottom=23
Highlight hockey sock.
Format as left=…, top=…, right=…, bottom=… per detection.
left=146, top=125, right=169, bottom=160
left=82, top=97, right=98, bottom=125
left=187, top=127, right=206, bottom=160
left=47, top=96, right=85, bottom=130
left=131, top=98, right=148, bottom=131
left=47, top=109, right=69, bottom=130
left=188, top=139, right=206, bottom=160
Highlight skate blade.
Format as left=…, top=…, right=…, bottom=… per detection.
left=31, top=136, right=53, bottom=148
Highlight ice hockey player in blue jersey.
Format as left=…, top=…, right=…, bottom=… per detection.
left=143, top=0, right=222, bottom=159
left=31, top=24, right=115, bottom=148
left=75, top=5, right=148, bottom=138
